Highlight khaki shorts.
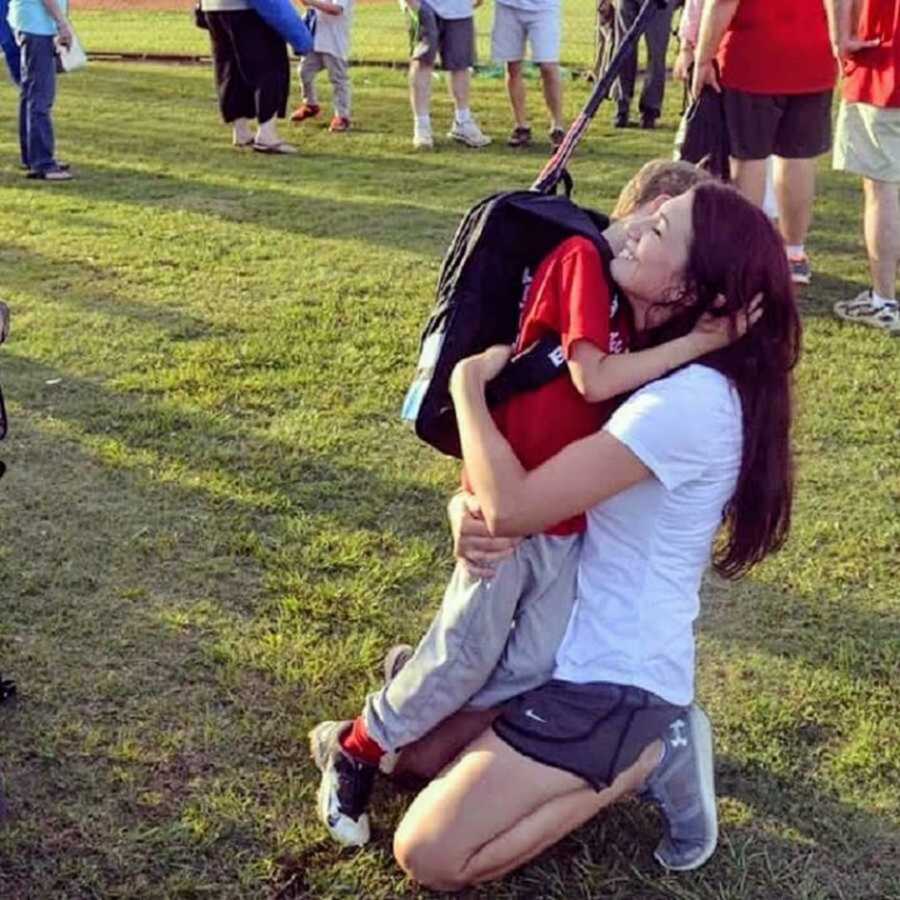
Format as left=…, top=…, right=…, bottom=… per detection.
left=834, top=101, right=900, bottom=183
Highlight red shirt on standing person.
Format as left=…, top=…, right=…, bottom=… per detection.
left=717, top=0, right=836, bottom=94
left=842, top=0, right=900, bottom=107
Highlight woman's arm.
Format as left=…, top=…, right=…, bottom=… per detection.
left=691, top=0, right=738, bottom=97
left=450, top=349, right=651, bottom=537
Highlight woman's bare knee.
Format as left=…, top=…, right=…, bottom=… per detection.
left=393, top=824, right=468, bottom=892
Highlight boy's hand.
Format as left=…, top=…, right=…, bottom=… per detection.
left=690, top=292, right=764, bottom=351
left=448, top=491, right=520, bottom=579
left=673, top=43, right=694, bottom=82
left=690, top=58, right=720, bottom=99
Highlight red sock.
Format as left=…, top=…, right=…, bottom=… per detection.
left=340, top=716, right=384, bottom=766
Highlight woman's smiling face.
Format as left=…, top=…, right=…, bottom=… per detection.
left=610, top=190, right=695, bottom=313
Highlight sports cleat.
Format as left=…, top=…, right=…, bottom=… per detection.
left=329, top=115, right=351, bottom=133
left=448, top=119, right=491, bottom=148
left=383, top=644, right=414, bottom=685
left=507, top=125, right=532, bottom=148
left=642, top=705, right=718, bottom=871
left=309, top=720, right=377, bottom=846
left=833, top=290, right=899, bottom=333
left=549, top=127, right=566, bottom=148
left=291, top=102, right=320, bottom=122
left=788, top=254, right=812, bottom=285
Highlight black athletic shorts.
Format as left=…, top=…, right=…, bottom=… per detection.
left=723, top=87, right=833, bottom=160
left=493, top=679, right=687, bottom=791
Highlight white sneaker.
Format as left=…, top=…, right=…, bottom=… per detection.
left=412, top=126, right=434, bottom=150
left=834, top=290, right=900, bottom=333
left=448, top=119, right=491, bottom=148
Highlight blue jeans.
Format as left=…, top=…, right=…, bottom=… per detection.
left=19, top=32, right=57, bottom=172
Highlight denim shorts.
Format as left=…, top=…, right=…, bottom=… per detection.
left=494, top=679, right=687, bottom=790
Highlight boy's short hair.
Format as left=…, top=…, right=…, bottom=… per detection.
left=612, top=159, right=713, bottom=219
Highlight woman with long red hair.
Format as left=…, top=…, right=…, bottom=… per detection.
left=391, top=181, right=801, bottom=889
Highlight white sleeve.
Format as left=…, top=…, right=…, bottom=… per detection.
left=604, top=366, right=738, bottom=491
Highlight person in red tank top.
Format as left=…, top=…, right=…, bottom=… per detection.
left=692, top=0, right=838, bottom=286
left=829, top=0, right=900, bottom=333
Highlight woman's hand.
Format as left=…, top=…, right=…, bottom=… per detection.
left=450, top=345, right=514, bottom=397
left=448, top=491, right=520, bottom=579
left=690, top=292, right=764, bottom=352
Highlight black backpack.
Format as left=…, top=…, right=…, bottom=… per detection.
left=401, top=0, right=673, bottom=458
left=401, top=190, right=613, bottom=458
left=674, top=80, right=731, bottom=182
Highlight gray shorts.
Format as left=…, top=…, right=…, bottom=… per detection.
left=410, top=3, right=475, bottom=71
left=491, top=2, right=561, bottom=64
left=363, top=533, right=581, bottom=753
left=495, top=680, right=687, bottom=790
left=723, top=87, right=833, bottom=160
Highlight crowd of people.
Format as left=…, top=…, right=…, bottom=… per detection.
left=1, top=0, right=898, bottom=890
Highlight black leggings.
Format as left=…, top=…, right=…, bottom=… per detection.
left=206, top=10, right=289, bottom=124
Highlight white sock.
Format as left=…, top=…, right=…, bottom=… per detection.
left=454, top=107, right=472, bottom=125
left=871, top=290, right=896, bottom=309
left=415, top=114, right=431, bottom=132
left=785, top=244, right=805, bottom=259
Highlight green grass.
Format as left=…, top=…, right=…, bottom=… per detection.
left=72, top=4, right=602, bottom=68
left=0, top=62, right=898, bottom=900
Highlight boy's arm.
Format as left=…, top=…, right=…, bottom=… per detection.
left=39, top=0, right=73, bottom=47
left=301, top=0, right=343, bottom=15
left=568, top=297, right=759, bottom=403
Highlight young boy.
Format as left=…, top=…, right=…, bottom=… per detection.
left=311, top=160, right=715, bottom=848
left=290, top=0, right=354, bottom=132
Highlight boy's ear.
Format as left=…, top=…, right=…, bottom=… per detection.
left=645, top=194, right=671, bottom=213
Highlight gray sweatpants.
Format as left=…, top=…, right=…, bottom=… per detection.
left=363, top=533, right=581, bottom=753
left=610, top=0, right=675, bottom=119
left=299, top=51, right=351, bottom=118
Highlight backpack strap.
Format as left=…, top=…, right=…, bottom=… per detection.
left=532, top=0, right=673, bottom=195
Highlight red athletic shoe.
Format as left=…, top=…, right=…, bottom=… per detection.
left=329, top=115, right=351, bottom=133
left=290, top=103, right=320, bottom=123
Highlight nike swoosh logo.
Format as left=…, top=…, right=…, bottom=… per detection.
left=524, top=708, right=547, bottom=723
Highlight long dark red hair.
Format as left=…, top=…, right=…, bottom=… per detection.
left=638, top=182, right=802, bottom=578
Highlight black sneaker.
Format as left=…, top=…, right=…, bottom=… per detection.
left=309, top=720, right=377, bottom=846
left=614, top=109, right=629, bottom=128
left=549, top=127, right=566, bottom=149
left=507, top=125, right=532, bottom=148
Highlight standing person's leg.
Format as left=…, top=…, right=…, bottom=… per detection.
left=408, top=3, right=439, bottom=147
left=772, top=89, right=833, bottom=284
left=863, top=177, right=900, bottom=302
left=722, top=89, right=781, bottom=208
left=295, top=52, right=324, bottom=117
left=611, top=0, right=639, bottom=126
left=445, top=16, right=490, bottom=147
left=323, top=54, right=351, bottom=129
left=492, top=1, right=530, bottom=144
left=240, top=14, right=293, bottom=150
left=637, top=0, right=674, bottom=128
left=20, top=33, right=64, bottom=179
left=206, top=13, right=256, bottom=146
left=530, top=7, right=563, bottom=143
left=0, top=0, right=20, bottom=86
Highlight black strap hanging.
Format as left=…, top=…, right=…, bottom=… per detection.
left=531, top=0, right=674, bottom=196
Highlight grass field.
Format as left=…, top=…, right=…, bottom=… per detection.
left=0, top=51, right=898, bottom=900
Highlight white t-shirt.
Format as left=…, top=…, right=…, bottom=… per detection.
left=497, top=0, right=560, bottom=13
left=424, top=0, right=473, bottom=21
left=314, top=0, right=353, bottom=60
left=553, top=365, right=743, bottom=707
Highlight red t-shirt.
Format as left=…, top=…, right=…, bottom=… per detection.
left=718, top=0, right=836, bottom=95
left=842, top=0, right=900, bottom=108
left=462, top=236, right=630, bottom=537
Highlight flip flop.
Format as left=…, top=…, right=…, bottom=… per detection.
left=252, top=140, right=298, bottom=155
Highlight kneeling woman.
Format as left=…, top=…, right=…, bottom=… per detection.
left=393, top=182, right=800, bottom=890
